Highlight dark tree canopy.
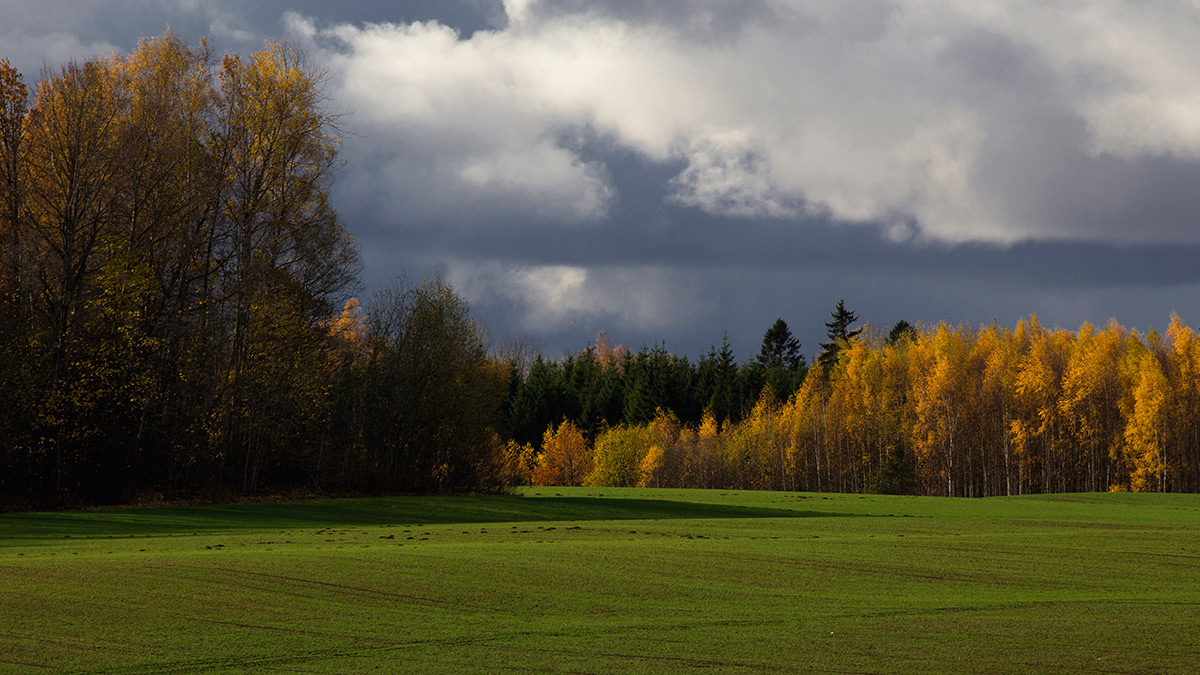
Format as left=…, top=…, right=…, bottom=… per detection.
left=887, top=319, right=918, bottom=345
left=698, top=332, right=738, bottom=423
left=818, top=299, right=862, bottom=370
left=339, top=276, right=507, bottom=492
left=758, top=318, right=803, bottom=372
left=753, top=318, right=805, bottom=402
left=0, top=35, right=512, bottom=507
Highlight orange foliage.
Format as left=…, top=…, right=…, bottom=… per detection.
left=514, top=315, right=1200, bottom=496
left=531, top=420, right=592, bottom=486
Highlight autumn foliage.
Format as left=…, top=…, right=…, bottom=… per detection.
left=520, top=316, right=1200, bottom=495
left=531, top=421, right=591, bottom=486
left=0, top=35, right=507, bottom=507
left=4, top=34, right=1200, bottom=507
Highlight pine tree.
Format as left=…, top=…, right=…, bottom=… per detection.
left=699, top=332, right=738, bottom=423
left=887, top=320, right=917, bottom=345
left=756, top=318, right=805, bottom=402
left=758, top=318, right=804, bottom=371
left=622, top=348, right=655, bottom=425
left=818, top=299, right=862, bottom=370
left=510, top=355, right=561, bottom=448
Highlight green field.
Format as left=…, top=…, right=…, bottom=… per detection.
left=2, top=489, right=1199, bottom=673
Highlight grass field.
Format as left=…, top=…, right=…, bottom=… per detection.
left=2, top=488, right=1199, bottom=673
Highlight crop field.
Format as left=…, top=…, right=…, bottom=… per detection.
left=2, top=489, right=1199, bottom=674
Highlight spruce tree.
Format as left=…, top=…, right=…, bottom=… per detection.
left=757, top=318, right=805, bottom=402
left=698, top=332, right=738, bottom=423
left=887, top=319, right=917, bottom=345
left=817, top=299, right=861, bottom=370
left=757, top=318, right=804, bottom=371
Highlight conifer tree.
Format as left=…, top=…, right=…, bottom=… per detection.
left=758, top=318, right=803, bottom=371
left=698, top=332, right=738, bottom=423
left=887, top=320, right=917, bottom=345
left=818, top=299, right=862, bottom=370
left=757, top=318, right=806, bottom=402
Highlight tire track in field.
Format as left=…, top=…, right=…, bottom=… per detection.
left=62, top=633, right=507, bottom=675
left=0, top=629, right=136, bottom=657
left=499, top=644, right=787, bottom=672
left=0, top=658, right=55, bottom=670
left=141, top=565, right=335, bottom=603
left=143, top=563, right=505, bottom=612
left=60, top=616, right=794, bottom=674
left=209, top=566, right=495, bottom=610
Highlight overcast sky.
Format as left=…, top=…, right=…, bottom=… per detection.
left=5, top=0, right=1200, bottom=362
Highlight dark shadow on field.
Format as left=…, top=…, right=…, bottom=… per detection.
left=0, top=495, right=843, bottom=540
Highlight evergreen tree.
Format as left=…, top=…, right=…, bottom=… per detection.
left=873, top=445, right=918, bottom=495
left=493, top=360, right=523, bottom=442
left=887, top=319, right=917, bottom=345
left=698, top=332, right=738, bottom=423
left=757, top=318, right=806, bottom=402
left=622, top=349, right=655, bottom=425
left=758, top=318, right=804, bottom=371
left=818, top=299, right=862, bottom=370
left=569, top=346, right=611, bottom=439
left=736, top=359, right=766, bottom=420
left=667, top=352, right=700, bottom=423
left=553, top=353, right=584, bottom=427
left=509, top=355, right=561, bottom=448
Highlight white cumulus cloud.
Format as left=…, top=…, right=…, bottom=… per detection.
left=289, top=0, right=1200, bottom=244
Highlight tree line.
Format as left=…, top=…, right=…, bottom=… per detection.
left=0, top=35, right=508, bottom=508
left=496, top=300, right=859, bottom=447
left=4, top=33, right=1198, bottom=508
left=515, top=315, right=1200, bottom=496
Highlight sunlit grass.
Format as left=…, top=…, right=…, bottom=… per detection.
left=2, top=489, right=1199, bottom=673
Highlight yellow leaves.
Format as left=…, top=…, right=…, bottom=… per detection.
left=517, top=313, right=1200, bottom=495
left=908, top=324, right=971, bottom=478
left=638, top=445, right=665, bottom=488
left=222, top=42, right=321, bottom=130
left=1011, top=326, right=1072, bottom=439
left=1120, top=349, right=1170, bottom=492
left=514, top=313, right=1200, bottom=495
left=698, top=410, right=719, bottom=440
left=1166, top=313, right=1200, bottom=403
left=3, top=32, right=374, bottom=502
left=326, top=297, right=368, bottom=360
left=0, top=58, right=29, bottom=133
left=594, top=330, right=629, bottom=373
left=0, top=57, right=28, bottom=98
left=216, top=39, right=340, bottom=264
left=588, top=422, right=650, bottom=487
left=532, top=420, right=591, bottom=486
left=503, top=439, right=537, bottom=485
left=119, top=31, right=212, bottom=136
left=222, top=54, right=241, bottom=78
left=1058, top=319, right=1125, bottom=473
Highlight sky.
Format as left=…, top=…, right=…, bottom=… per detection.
left=4, top=0, right=1200, bottom=362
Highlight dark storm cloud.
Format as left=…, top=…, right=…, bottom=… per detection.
left=0, top=0, right=498, bottom=79
left=311, top=0, right=1200, bottom=355
left=347, top=133, right=1200, bottom=358
left=444, top=236, right=1200, bottom=364
left=934, top=24, right=1200, bottom=245
left=7, top=0, right=1200, bottom=360
left=346, top=133, right=1200, bottom=289
left=503, top=0, right=778, bottom=37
